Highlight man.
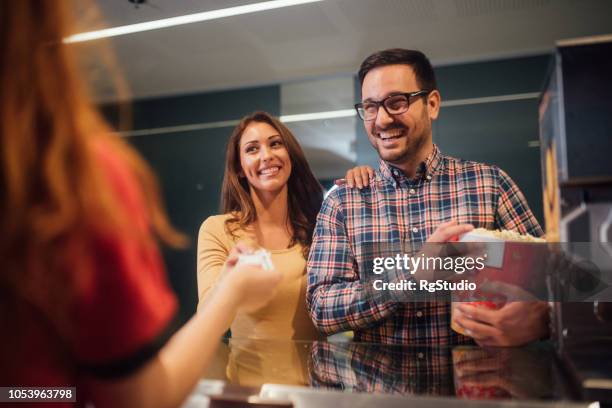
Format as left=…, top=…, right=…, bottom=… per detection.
left=306, top=49, right=549, bottom=346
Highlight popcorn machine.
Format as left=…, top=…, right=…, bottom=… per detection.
left=538, top=34, right=612, bottom=402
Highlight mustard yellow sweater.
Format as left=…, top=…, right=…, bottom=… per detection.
left=197, top=214, right=319, bottom=340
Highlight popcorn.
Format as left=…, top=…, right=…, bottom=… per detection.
left=452, top=228, right=546, bottom=337
left=460, top=228, right=545, bottom=268
left=467, top=228, right=545, bottom=243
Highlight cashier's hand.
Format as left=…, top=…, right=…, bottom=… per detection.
left=453, top=301, right=549, bottom=347
left=220, top=242, right=282, bottom=313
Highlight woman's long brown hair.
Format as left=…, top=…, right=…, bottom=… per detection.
left=0, top=1, right=184, bottom=361
left=221, top=112, right=323, bottom=256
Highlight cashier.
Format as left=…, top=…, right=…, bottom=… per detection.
left=306, top=48, right=549, bottom=346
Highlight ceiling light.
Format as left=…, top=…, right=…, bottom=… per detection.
left=64, top=0, right=324, bottom=43
left=280, top=109, right=356, bottom=123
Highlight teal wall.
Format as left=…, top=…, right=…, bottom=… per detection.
left=355, top=55, right=550, bottom=226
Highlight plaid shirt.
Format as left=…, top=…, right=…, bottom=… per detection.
left=306, top=144, right=543, bottom=344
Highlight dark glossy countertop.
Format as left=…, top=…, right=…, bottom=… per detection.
left=181, top=338, right=601, bottom=408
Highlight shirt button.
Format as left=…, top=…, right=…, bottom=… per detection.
left=409, top=188, right=416, bottom=195
left=417, top=352, right=424, bottom=359
left=412, top=227, right=419, bottom=233
left=416, top=311, right=423, bottom=317
left=426, top=175, right=432, bottom=181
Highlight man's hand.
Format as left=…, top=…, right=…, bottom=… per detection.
left=427, top=220, right=474, bottom=243
left=452, top=301, right=549, bottom=347
left=415, top=221, right=474, bottom=281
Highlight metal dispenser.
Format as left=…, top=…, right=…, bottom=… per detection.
left=539, top=34, right=612, bottom=402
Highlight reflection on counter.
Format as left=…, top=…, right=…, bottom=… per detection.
left=202, top=339, right=568, bottom=404
left=452, top=346, right=552, bottom=400
left=203, top=339, right=312, bottom=387
left=310, top=342, right=553, bottom=400
left=310, top=342, right=453, bottom=395
left=226, top=339, right=311, bottom=387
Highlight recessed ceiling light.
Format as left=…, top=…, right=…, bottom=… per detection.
left=280, top=109, right=356, bottom=123
left=65, top=0, right=324, bottom=43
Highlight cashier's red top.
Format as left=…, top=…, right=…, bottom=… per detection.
left=3, top=140, right=178, bottom=406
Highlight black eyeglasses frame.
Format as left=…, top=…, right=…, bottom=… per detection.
left=354, top=90, right=431, bottom=121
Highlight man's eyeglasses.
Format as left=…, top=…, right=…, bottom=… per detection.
left=354, top=90, right=431, bottom=121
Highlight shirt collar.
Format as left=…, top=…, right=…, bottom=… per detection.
left=378, top=144, right=443, bottom=184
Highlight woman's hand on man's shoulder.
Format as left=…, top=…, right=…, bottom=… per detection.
left=335, top=165, right=375, bottom=189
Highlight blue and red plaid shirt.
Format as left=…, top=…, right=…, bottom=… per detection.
left=306, top=144, right=543, bottom=344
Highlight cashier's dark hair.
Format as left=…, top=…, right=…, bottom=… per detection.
left=221, top=112, right=323, bottom=257
left=358, top=48, right=437, bottom=91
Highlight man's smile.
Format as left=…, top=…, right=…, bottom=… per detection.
left=376, top=128, right=408, bottom=145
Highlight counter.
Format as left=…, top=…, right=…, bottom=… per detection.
left=182, top=338, right=597, bottom=408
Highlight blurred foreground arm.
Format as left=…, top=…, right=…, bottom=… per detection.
left=85, top=249, right=281, bottom=408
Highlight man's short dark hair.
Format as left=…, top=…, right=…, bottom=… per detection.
left=358, top=49, right=437, bottom=91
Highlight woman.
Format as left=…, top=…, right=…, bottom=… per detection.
left=197, top=112, right=375, bottom=340
left=198, top=112, right=323, bottom=340
left=197, top=112, right=374, bottom=386
left=0, top=2, right=280, bottom=407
